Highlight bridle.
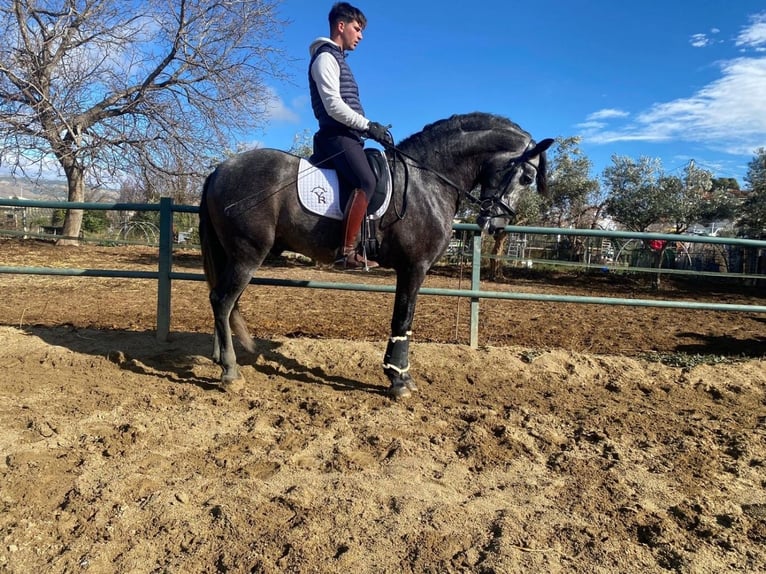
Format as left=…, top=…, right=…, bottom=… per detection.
left=380, top=137, right=539, bottom=225
left=476, top=140, right=540, bottom=224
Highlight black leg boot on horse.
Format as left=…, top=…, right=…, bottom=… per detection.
left=336, top=188, right=379, bottom=269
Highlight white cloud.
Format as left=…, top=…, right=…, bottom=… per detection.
left=290, top=94, right=309, bottom=111
left=601, top=57, right=766, bottom=154
left=580, top=13, right=766, bottom=158
left=690, top=28, right=721, bottom=48
left=575, top=120, right=607, bottom=131
left=640, top=57, right=766, bottom=134
left=736, top=11, right=766, bottom=51
left=236, top=139, right=265, bottom=151
left=690, top=33, right=711, bottom=48
left=263, top=88, right=300, bottom=123
left=586, top=109, right=630, bottom=121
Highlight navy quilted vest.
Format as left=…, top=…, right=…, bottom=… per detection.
left=309, top=43, right=365, bottom=136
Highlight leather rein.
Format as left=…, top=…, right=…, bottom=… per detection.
left=378, top=138, right=537, bottom=222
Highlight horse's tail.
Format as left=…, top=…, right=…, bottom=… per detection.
left=198, top=173, right=222, bottom=291
left=199, top=172, right=255, bottom=353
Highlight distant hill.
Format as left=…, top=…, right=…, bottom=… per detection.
left=0, top=176, right=68, bottom=200
left=0, top=176, right=118, bottom=202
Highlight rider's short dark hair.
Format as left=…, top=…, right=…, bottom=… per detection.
left=329, top=2, right=367, bottom=29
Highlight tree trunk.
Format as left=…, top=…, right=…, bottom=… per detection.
left=489, top=231, right=508, bottom=281
left=57, top=165, right=85, bottom=246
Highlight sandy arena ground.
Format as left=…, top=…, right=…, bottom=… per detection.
left=0, top=238, right=764, bottom=573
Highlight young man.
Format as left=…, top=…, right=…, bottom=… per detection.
left=309, top=2, right=391, bottom=269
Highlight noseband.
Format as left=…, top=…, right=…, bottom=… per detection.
left=475, top=140, right=538, bottom=225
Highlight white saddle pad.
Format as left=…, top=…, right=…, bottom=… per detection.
left=296, top=158, right=390, bottom=221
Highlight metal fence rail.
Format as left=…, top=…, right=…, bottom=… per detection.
left=2, top=198, right=766, bottom=348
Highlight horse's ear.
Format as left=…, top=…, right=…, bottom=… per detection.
left=534, top=139, right=555, bottom=197
left=531, top=138, right=555, bottom=157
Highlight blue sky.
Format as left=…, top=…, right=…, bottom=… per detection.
left=255, top=1, right=766, bottom=187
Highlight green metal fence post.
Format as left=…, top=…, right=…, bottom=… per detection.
left=156, top=197, right=172, bottom=341
left=470, top=230, right=482, bottom=349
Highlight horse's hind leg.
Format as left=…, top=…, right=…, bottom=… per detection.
left=210, top=263, right=254, bottom=384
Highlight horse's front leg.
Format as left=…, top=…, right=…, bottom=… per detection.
left=383, top=267, right=426, bottom=398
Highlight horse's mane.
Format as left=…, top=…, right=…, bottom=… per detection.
left=398, top=112, right=531, bottom=149
left=396, top=112, right=549, bottom=196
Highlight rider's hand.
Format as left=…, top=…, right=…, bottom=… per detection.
left=366, top=121, right=393, bottom=146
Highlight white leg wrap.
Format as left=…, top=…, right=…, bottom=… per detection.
left=383, top=331, right=412, bottom=375
left=382, top=362, right=410, bottom=374
left=389, top=330, right=413, bottom=343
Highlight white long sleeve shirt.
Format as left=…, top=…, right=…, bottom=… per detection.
left=309, top=37, right=371, bottom=132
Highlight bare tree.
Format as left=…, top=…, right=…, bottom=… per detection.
left=0, top=0, right=286, bottom=244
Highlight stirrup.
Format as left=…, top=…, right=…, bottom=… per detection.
left=335, top=250, right=379, bottom=270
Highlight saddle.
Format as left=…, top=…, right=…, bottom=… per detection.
left=364, top=149, right=390, bottom=214
left=296, top=149, right=392, bottom=221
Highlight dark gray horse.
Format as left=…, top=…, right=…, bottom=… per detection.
left=199, top=112, right=553, bottom=398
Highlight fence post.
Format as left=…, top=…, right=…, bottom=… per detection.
left=156, top=197, right=172, bottom=341
left=469, top=230, right=482, bottom=349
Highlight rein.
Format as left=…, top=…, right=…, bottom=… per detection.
left=378, top=138, right=535, bottom=222
left=384, top=143, right=464, bottom=193
left=379, top=141, right=481, bottom=219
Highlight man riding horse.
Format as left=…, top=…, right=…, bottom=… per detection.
left=308, top=2, right=392, bottom=269
left=199, top=6, right=554, bottom=397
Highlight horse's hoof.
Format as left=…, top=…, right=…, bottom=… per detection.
left=221, top=374, right=245, bottom=393
left=387, top=383, right=412, bottom=399
left=221, top=379, right=245, bottom=393
left=384, top=368, right=418, bottom=393
left=396, top=374, right=418, bottom=392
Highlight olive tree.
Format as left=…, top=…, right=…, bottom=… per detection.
left=602, top=156, right=679, bottom=288
left=665, top=160, right=713, bottom=233
left=602, top=155, right=672, bottom=232
left=545, top=136, right=600, bottom=228
left=0, top=0, right=285, bottom=244
left=603, top=156, right=727, bottom=286
left=739, top=147, right=766, bottom=238
left=711, top=177, right=740, bottom=192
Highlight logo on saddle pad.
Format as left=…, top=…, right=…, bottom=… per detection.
left=296, top=150, right=391, bottom=221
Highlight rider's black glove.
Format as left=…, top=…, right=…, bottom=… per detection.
left=366, top=121, right=393, bottom=146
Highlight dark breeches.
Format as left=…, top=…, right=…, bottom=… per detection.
left=312, top=131, right=375, bottom=205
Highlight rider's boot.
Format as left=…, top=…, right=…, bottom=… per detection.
left=336, top=189, right=378, bottom=269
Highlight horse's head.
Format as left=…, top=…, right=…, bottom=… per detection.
left=476, top=137, right=554, bottom=234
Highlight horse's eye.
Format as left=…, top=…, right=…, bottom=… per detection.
left=520, top=174, right=533, bottom=186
